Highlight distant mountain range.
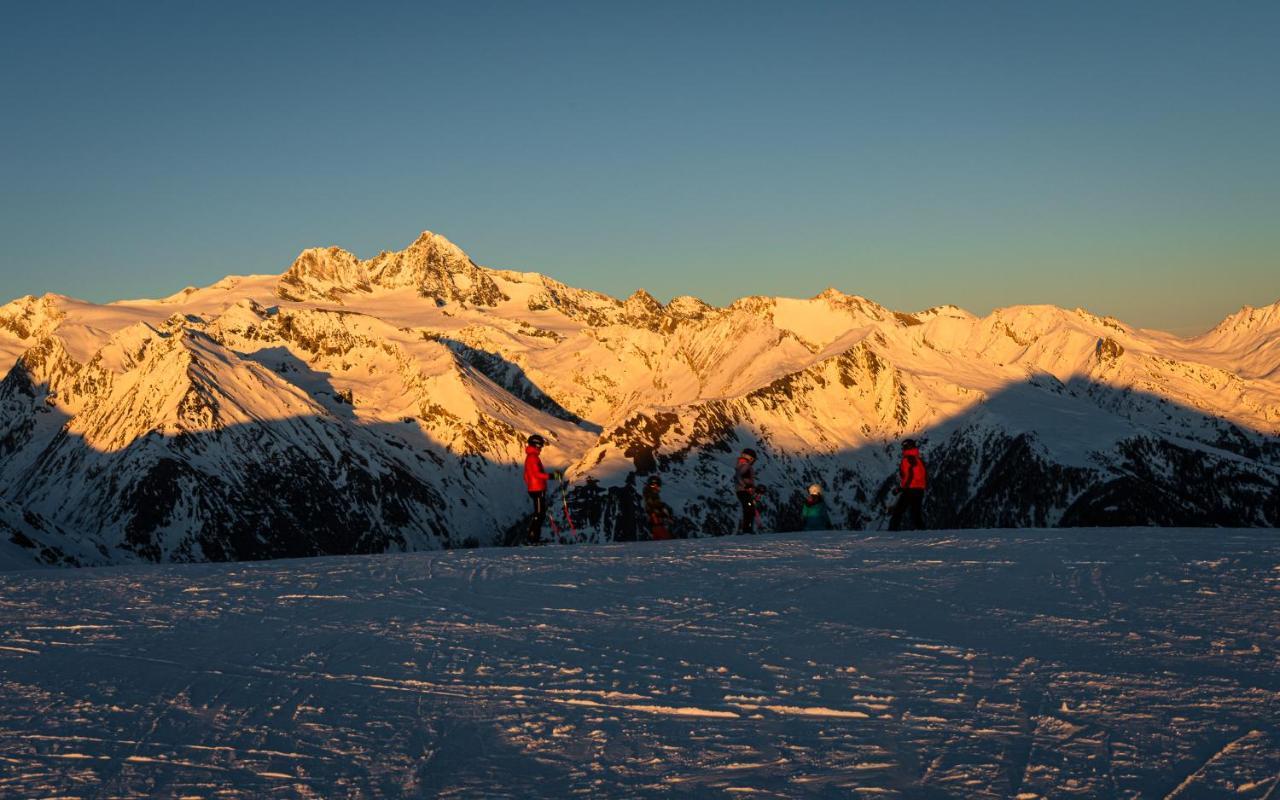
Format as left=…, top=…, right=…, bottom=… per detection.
left=2, top=230, right=1277, bottom=567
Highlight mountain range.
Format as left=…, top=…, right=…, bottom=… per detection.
left=1, top=230, right=1277, bottom=567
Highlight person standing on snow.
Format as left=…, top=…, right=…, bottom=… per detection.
left=523, top=434, right=561, bottom=545
left=888, top=439, right=927, bottom=531
left=735, top=448, right=760, bottom=534
left=801, top=483, right=832, bottom=531
left=643, top=475, right=675, bottom=541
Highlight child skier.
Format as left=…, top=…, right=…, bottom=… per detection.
left=642, top=475, right=675, bottom=540
left=801, top=484, right=832, bottom=531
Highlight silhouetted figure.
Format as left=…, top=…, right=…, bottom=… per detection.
left=889, top=439, right=927, bottom=532
left=735, top=448, right=759, bottom=533
left=616, top=478, right=639, bottom=542
left=643, top=475, right=675, bottom=540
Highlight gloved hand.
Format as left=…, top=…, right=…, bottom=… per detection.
left=891, top=486, right=902, bottom=496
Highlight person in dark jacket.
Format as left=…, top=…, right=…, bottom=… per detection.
left=734, top=448, right=760, bottom=534
left=888, top=439, right=927, bottom=532
left=523, top=434, right=559, bottom=544
left=643, top=475, right=675, bottom=540
left=801, top=483, right=832, bottom=531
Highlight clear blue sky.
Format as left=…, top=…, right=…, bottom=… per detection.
left=2, top=1, right=1277, bottom=334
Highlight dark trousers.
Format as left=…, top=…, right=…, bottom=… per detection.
left=737, top=491, right=756, bottom=533
left=526, top=490, right=547, bottom=543
left=889, top=488, right=925, bottom=531
left=648, top=510, right=673, bottom=541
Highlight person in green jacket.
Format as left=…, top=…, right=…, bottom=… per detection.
left=801, top=484, right=832, bottom=531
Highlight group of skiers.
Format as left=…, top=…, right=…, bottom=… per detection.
left=519, top=434, right=928, bottom=545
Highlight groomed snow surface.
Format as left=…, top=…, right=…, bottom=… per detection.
left=1, top=529, right=1277, bottom=798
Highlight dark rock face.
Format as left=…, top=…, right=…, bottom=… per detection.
left=611, top=412, right=681, bottom=474
left=924, top=431, right=1094, bottom=529
left=1096, top=337, right=1125, bottom=362
left=0, top=503, right=80, bottom=566
left=63, top=423, right=457, bottom=565
left=578, top=378, right=1280, bottom=540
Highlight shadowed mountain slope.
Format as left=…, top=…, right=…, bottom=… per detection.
left=1, top=230, right=1276, bottom=566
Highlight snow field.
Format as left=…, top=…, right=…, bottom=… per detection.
left=0, top=528, right=1277, bottom=797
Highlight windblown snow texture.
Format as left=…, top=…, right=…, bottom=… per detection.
left=1, top=230, right=1278, bottom=565
left=0, top=530, right=1276, bottom=797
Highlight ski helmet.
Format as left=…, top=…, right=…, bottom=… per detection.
left=527, top=434, right=546, bottom=448
left=647, top=475, right=662, bottom=487
left=808, top=484, right=822, bottom=496
left=741, top=447, right=758, bottom=461
left=902, top=438, right=917, bottom=450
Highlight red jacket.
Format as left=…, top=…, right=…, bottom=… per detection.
left=524, top=446, right=551, bottom=492
left=899, top=447, right=927, bottom=489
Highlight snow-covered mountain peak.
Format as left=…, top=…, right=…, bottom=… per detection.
left=812, top=288, right=887, bottom=313
left=364, top=231, right=508, bottom=306
left=915, top=304, right=975, bottom=321
left=0, top=294, right=65, bottom=340
left=808, top=288, right=895, bottom=322
left=1, top=227, right=1277, bottom=567
left=1206, top=299, right=1280, bottom=337
left=1181, top=299, right=1280, bottom=381
left=409, top=229, right=468, bottom=259
left=272, top=231, right=509, bottom=307
left=666, top=295, right=715, bottom=320
left=87, top=321, right=165, bottom=376
left=277, top=246, right=367, bottom=302
left=624, top=288, right=662, bottom=309
left=523, top=275, right=625, bottom=327
left=5, top=334, right=80, bottom=395
left=980, top=304, right=1130, bottom=344
left=621, top=289, right=666, bottom=330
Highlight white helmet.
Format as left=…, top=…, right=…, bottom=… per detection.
left=808, top=484, right=822, bottom=496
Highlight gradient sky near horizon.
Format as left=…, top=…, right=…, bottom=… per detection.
left=1, top=1, right=1277, bottom=335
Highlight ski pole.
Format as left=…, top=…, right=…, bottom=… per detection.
left=561, top=473, right=578, bottom=541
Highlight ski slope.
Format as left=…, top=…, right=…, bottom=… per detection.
left=1, top=528, right=1277, bottom=797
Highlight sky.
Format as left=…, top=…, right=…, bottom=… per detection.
left=1, top=1, right=1277, bottom=335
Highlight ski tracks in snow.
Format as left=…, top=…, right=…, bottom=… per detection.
left=0, top=529, right=1277, bottom=797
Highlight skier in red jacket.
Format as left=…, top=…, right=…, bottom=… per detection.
left=523, top=434, right=560, bottom=544
left=889, top=439, right=927, bottom=532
